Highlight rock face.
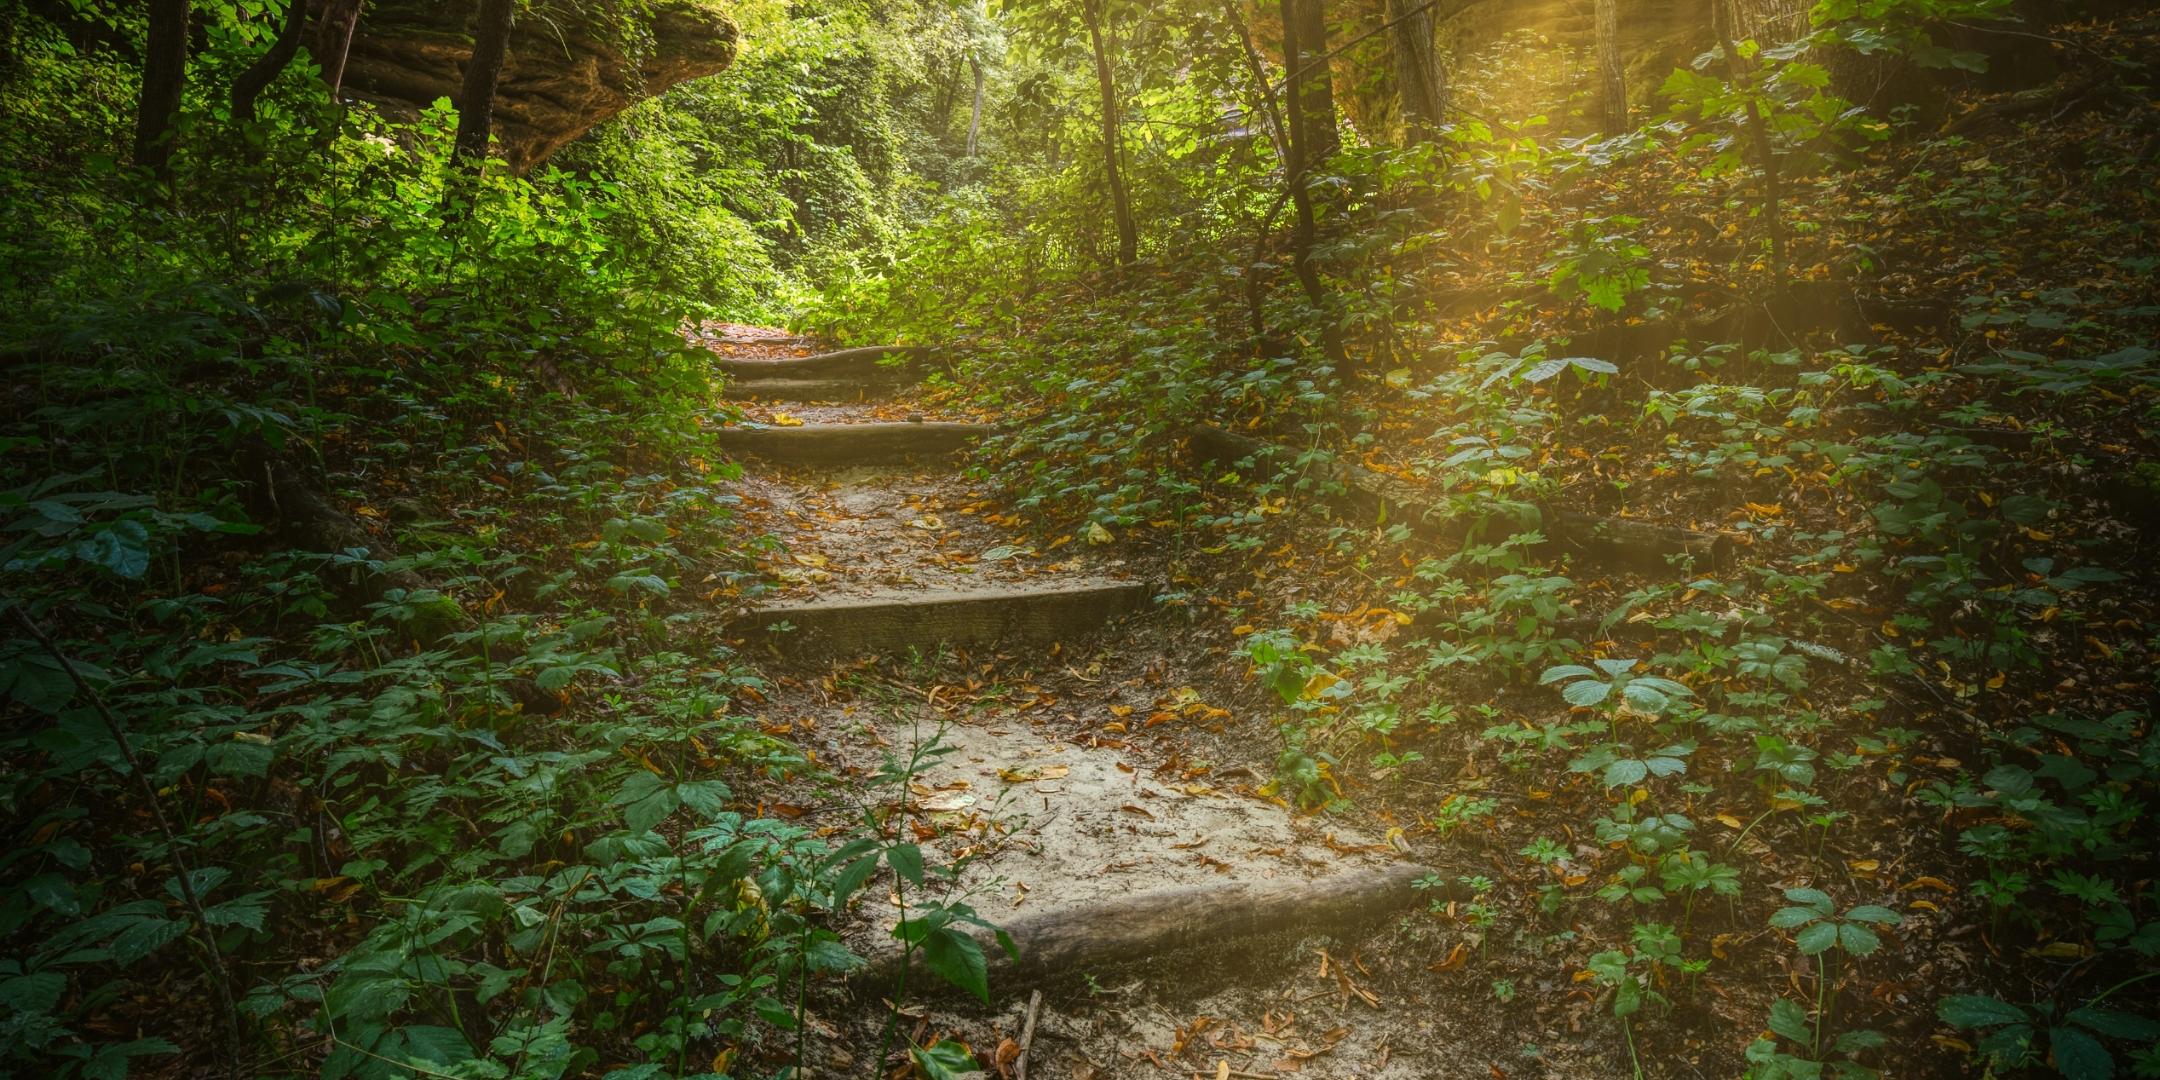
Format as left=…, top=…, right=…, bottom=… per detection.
left=339, top=0, right=738, bottom=172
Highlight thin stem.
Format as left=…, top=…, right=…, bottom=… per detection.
left=8, top=603, right=244, bottom=1076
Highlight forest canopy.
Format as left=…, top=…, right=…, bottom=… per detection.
left=2, top=0, right=2157, bottom=1077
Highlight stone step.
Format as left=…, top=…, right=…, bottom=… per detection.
left=724, top=376, right=890, bottom=402
left=730, top=580, right=1151, bottom=656
left=713, top=421, right=989, bottom=467
left=718, top=345, right=928, bottom=400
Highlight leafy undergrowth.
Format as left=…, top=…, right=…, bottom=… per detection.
left=829, top=10, right=2160, bottom=1079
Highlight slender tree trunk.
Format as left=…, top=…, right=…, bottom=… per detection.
left=452, top=0, right=516, bottom=168
left=965, top=55, right=984, bottom=156
left=1285, top=0, right=1337, bottom=161
left=1079, top=0, right=1136, bottom=268
left=133, top=0, right=191, bottom=177
left=1279, top=0, right=1345, bottom=368
left=1224, top=0, right=1288, bottom=165
left=232, top=0, right=309, bottom=123
left=1712, top=0, right=1786, bottom=288
left=1594, top=0, right=1626, bottom=134
left=311, top=0, right=365, bottom=97
left=1385, top=0, right=1446, bottom=138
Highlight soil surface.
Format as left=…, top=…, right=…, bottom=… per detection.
left=700, top=332, right=1501, bottom=1078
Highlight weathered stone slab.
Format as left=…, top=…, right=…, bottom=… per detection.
left=730, top=580, right=1150, bottom=656
left=713, top=422, right=987, bottom=466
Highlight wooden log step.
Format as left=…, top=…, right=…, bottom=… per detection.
left=717, top=344, right=927, bottom=384
left=713, top=421, right=988, bottom=467
left=856, top=863, right=1445, bottom=995
left=1187, top=424, right=1730, bottom=572
left=730, top=580, right=1151, bottom=657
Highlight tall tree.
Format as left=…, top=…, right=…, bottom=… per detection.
left=1279, top=0, right=1344, bottom=367
left=1593, top=0, right=1626, bottom=134
left=133, top=0, right=191, bottom=177
left=452, top=0, right=517, bottom=168
left=1284, top=0, right=1337, bottom=161
left=311, top=0, right=367, bottom=98
left=231, top=0, right=310, bottom=124
left=1224, top=0, right=1287, bottom=164
left=1079, top=0, right=1136, bottom=267
left=1385, top=0, right=1446, bottom=137
left=965, top=54, right=985, bottom=156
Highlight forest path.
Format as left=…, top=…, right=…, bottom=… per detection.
left=699, top=330, right=1463, bottom=1078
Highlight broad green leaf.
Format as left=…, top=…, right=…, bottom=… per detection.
left=911, top=1038, right=980, bottom=1080
left=886, top=843, right=925, bottom=885
left=1562, top=679, right=1611, bottom=707
left=1938, top=994, right=2028, bottom=1029
left=2049, top=1026, right=2113, bottom=1080
left=917, top=924, right=990, bottom=1004
left=1837, top=921, right=1881, bottom=956
left=1795, top=921, right=1838, bottom=955
left=1768, top=998, right=1812, bottom=1044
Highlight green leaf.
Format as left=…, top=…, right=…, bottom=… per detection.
left=2049, top=1026, right=2113, bottom=1080
left=674, top=780, right=731, bottom=819
left=916, top=924, right=990, bottom=1004
left=1604, top=759, right=1649, bottom=787
left=1795, top=921, right=1838, bottom=955
left=612, top=772, right=677, bottom=834
left=1837, top=921, right=1881, bottom=956
left=1782, top=887, right=1834, bottom=913
left=75, top=520, right=151, bottom=579
left=753, top=996, right=799, bottom=1030
left=2067, top=1007, right=2160, bottom=1041
left=886, top=843, right=925, bottom=885
left=1844, top=905, right=1902, bottom=926
left=81, top=1038, right=180, bottom=1080
left=1539, top=664, right=1596, bottom=684
left=910, top=1038, right=980, bottom=1080
left=2, top=656, right=75, bottom=715
left=1769, top=906, right=1820, bottom=929
left=1938, top=994, right=2028, bottom=1029
left=398, top=1026, right=476, bottom=1067
left=1768, top=998, right=1813, bottom=1044
left=1562, top=679, right=1612, bottom=707
left=0, top=972, right=65, bottom=1012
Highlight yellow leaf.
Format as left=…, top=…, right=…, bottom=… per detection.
left=1085, top=521, right=1114, bottom=545
left=768, top=412, right=805, bottom=427
left=1299, top=671, right=1343, bottom=701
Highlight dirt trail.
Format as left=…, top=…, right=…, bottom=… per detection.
left=706, top=332, right=1502, bottom=1078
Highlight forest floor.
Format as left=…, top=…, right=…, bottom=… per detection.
left=701, top=334, right=1676, bottom=1079
left=691, top=35, right=2160, bottom=1069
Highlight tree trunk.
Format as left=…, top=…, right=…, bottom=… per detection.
left=1285, top=0, right=1337, bottom=161
left=1079, top=0, right=1137, bottom=268
left=1594, top=0, right=1627, bottom=134
left=1279, top=0, right=1345, bottom=368
left=1711, top=0, right=1787, bottom=288
left=1224, top=0, right=1288, bottom=164
left=965, top=55, right=984, bottom=157
left=452, top=0, right=516, bottom=168
left=133, top=0, right=190, bottom=177
left=1385, top=0, right=1446, bottom=138
left=310, top=0, right=365, bottom=97
left=231, top=0, right=309, bottom=123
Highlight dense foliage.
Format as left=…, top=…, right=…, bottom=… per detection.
left=3, top=0, right=2157, bottom=1076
